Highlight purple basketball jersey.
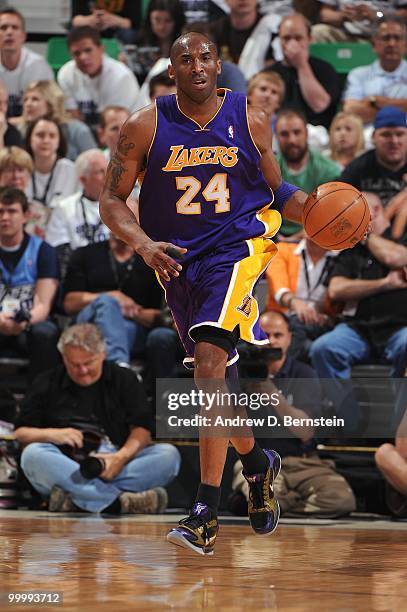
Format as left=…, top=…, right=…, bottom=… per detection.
left=138, top=90, right=278, bottom=263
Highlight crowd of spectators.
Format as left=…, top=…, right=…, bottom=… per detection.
left=0, top=1, right=406, bottom=518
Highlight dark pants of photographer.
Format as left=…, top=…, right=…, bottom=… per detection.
left=0, top=320, right=60, bottom=381
left=232, top=454, right=356, bottom=518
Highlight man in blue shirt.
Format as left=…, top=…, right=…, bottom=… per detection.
left=343, top=17, right=407, bottom=124
left=0, top=188, right=59, bottom=380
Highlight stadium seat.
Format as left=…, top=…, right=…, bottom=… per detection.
left=46, top=36, right=120, bottom=75
left=309, top=42, right=377, bottom=74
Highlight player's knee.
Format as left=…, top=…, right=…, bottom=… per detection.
left=194, top=344, right=228, bottom=378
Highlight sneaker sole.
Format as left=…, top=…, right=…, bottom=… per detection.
left=166, top=531, right=214, bottom=556
left=253, top=498, right=281, bottom=537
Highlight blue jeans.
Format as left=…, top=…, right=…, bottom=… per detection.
left=21, top=442, right=181, bottom=513
left=146, top=327, right=180, bottom=379
left=310, top=323, right=407, bottom=432
left=310, top=323, right=407, bottom=378
left=76, top=294, right=148, bottom=363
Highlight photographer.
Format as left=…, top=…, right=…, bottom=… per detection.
left=14, top=324, right=181, bottom=514
left=231, top=310, right=356, bottom=517
left=0, top=187, right=59, bottom=381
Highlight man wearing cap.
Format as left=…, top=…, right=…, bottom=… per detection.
left=340, top=106, right=407, bottom=227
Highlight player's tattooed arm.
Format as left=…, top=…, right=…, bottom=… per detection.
left=100, top=107, right=154, bottom=238
left=107, top=133, right=137, bottom=192
left=100, top=106, right=187, bottom=279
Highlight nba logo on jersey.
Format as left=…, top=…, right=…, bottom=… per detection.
left=228, top=125, right=234, bottom=139
left=236, top=294, right=252, bottom=317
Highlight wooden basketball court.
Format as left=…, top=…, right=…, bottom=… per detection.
left=1, top=511, right=407, bottom=611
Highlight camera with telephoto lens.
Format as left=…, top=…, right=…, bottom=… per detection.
left=238, top=343, right=282, bottom=379
left=12, top=306, right=31, bottom=324
left=58, top=428, right=105, bottom=479
left=79, top=456, right=106, bottom=479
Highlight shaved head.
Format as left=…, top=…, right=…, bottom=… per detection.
left=170, top=31, right=218, bottom=63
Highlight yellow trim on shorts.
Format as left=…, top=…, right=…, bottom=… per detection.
left=217, top=236, right=279, bottom=343
left=257, top=206, right=281, bottom=239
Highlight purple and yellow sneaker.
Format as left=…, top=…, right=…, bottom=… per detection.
left=167, top=502, right=219, bottom=555
left=243, top=449, right=281, bottom=535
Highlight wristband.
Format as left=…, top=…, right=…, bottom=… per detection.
left=274, top=181, right=301, bottom=213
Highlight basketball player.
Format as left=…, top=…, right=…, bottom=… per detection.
left=100, top=32, right=308, bottom=555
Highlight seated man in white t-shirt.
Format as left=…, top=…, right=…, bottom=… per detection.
left=58, top=26, right=140, bottom=129
left=45, top=149, right=110, bottom=277
left=0, top=7, right=54, bottom=117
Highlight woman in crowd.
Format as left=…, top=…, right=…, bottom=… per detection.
left=327, top=111, right=365, bottom=169
left=10, top=80, right=96, bottom=161
left=0, top=146, right=48, bottom=236
left=132, top=0, right=186, bottom=83
left=25, top=117, right=78, bottom=209
left=0, top=146, right=32, bottom=192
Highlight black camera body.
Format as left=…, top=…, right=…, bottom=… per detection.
left=238, top=343, right=282, bottom=379
left=58, top=428, right=105, bottom=477
left=79, top=456, right=106, bottom=479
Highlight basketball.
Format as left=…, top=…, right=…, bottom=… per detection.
left=302, top=182, right=371, bottom=250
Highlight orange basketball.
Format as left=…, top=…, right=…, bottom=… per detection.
left=302, top=182, right=371, bottom=250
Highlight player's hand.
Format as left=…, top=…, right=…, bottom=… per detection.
left=49, top=428, right=84, bottom=448
left=138, top=241, right=187, bottom=281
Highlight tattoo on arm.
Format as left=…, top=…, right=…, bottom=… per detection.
left=107, top=134, right=136, bottom=191
left=117, top=134, right=135, bottom=156
left=108, top=154, right=126, bottom=191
